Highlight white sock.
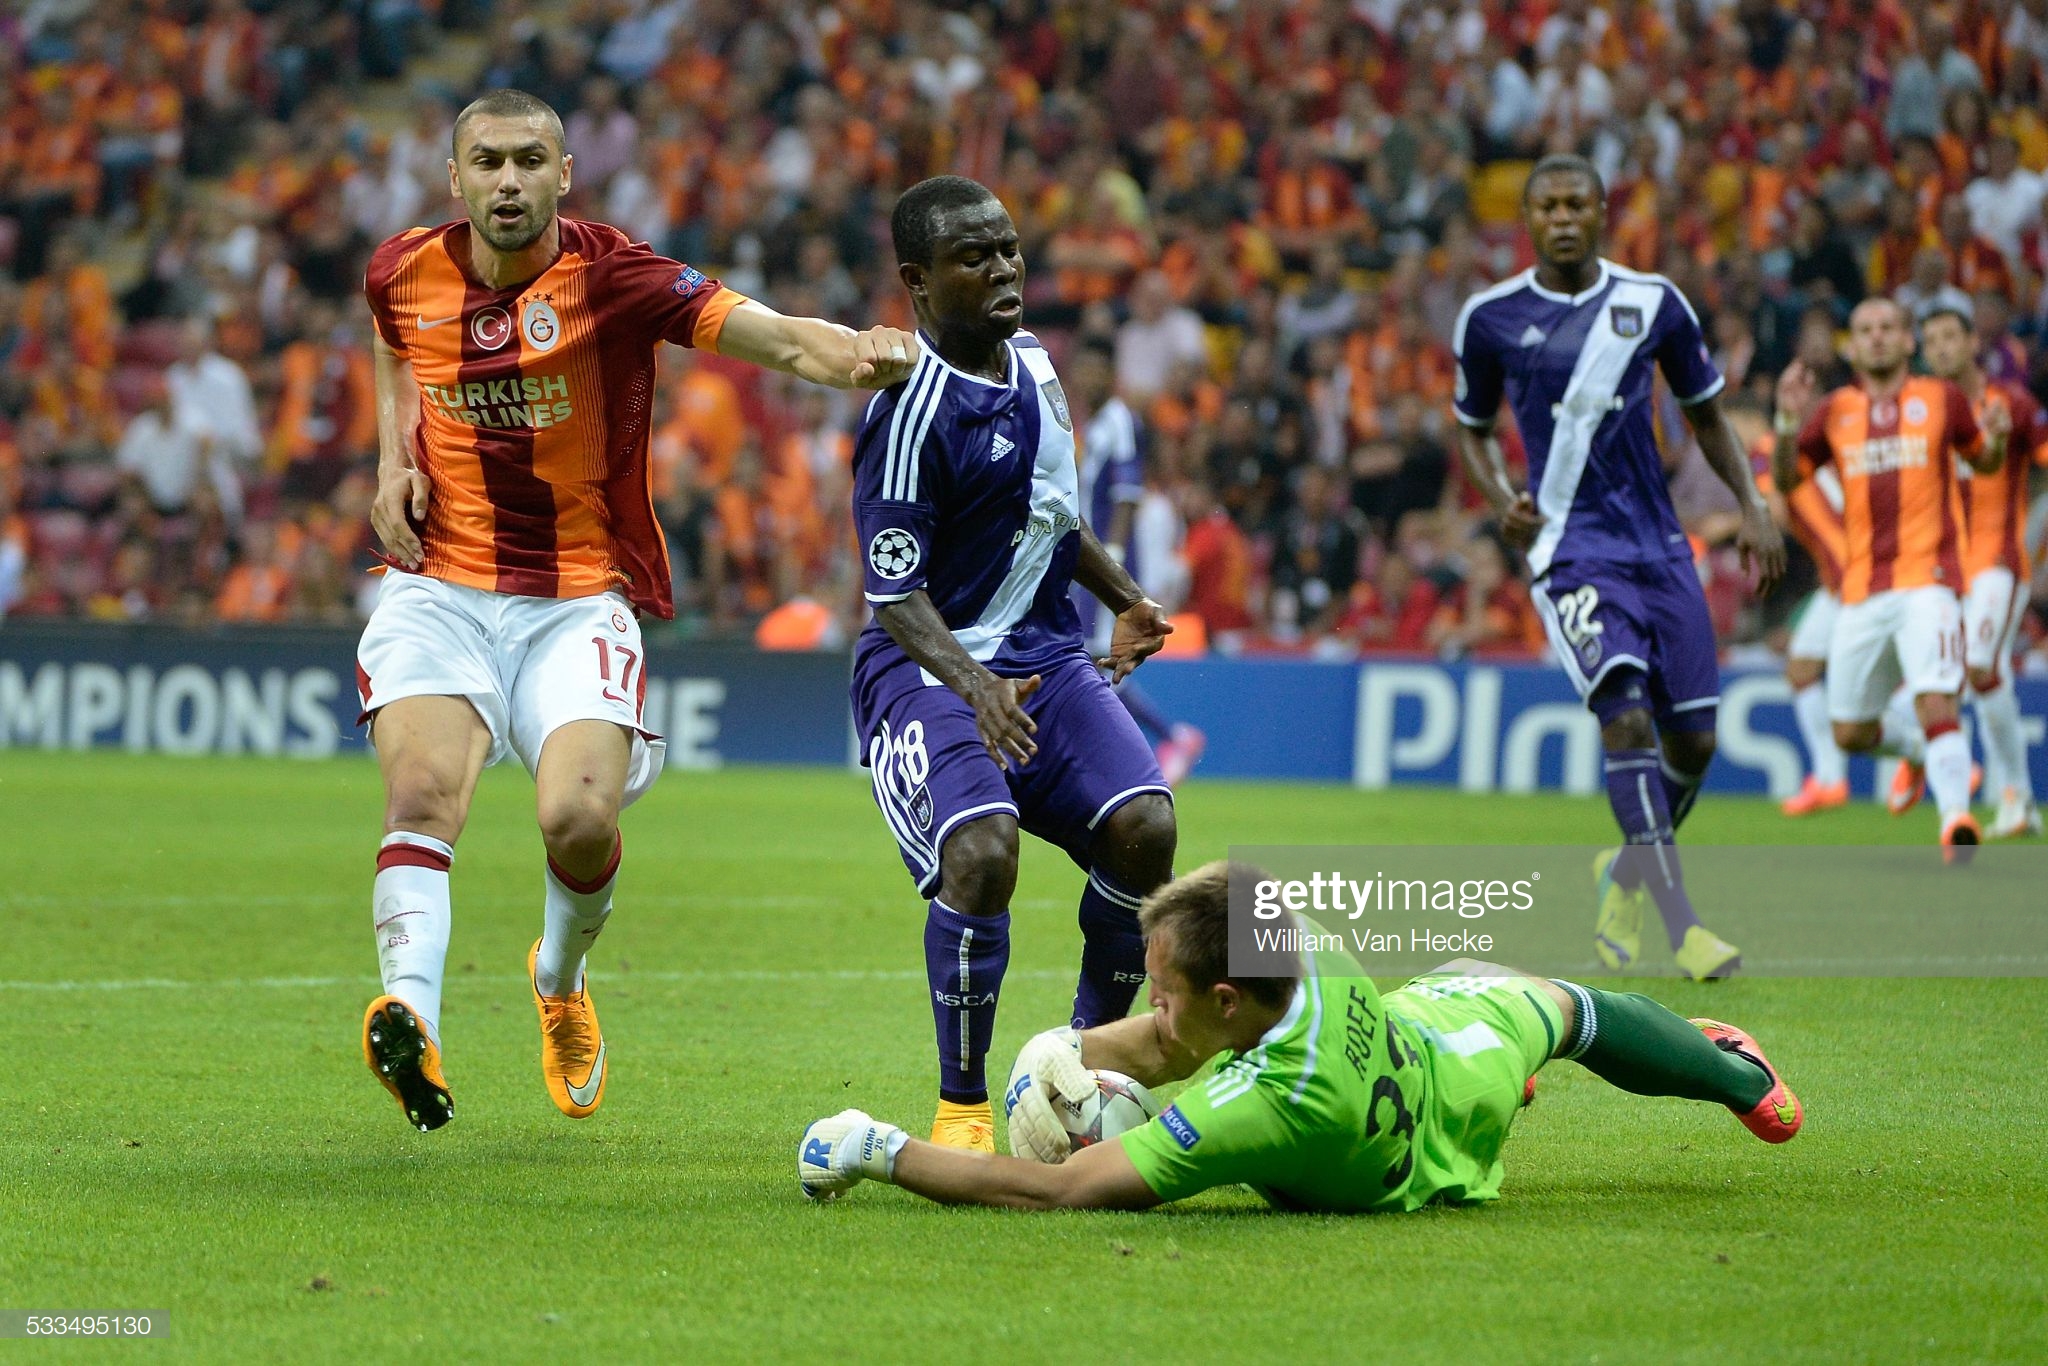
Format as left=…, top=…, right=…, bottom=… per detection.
left=1793, top=682, right=1847, bottom=786
left=1878, top=691, right=1926, bottom=764
left=1925, top=727, right=1973, bottom=820
left=1976, top=680, right=2032, bottom=804
left=374, top=832, right=454, bottom=1045
left=535, top=836, right=619, bottom=997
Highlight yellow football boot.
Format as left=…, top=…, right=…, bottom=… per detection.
left=529, top=940, right=607, bottom=1118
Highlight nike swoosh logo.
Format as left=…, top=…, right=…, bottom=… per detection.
left=1773, top=1099, right=1797, bottom=1125
left=418, top=313, right=462, bottom=329
left=567, top=1041, right=606, bottom=1107
left=374, top=911, right=422, bottom=931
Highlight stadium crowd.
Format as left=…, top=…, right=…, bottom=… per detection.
left=3, top=0, right=2047, bottom=666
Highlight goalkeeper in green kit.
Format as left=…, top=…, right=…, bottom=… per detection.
left=798, top=862, right=1802, bottom=1212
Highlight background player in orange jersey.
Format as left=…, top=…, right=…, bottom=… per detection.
left=1773, top=298, right=2009, bottom=857
left=1755, top=442, right=1852, bottom=818
left=355, top=89, right=919, bottom=1131
left=1919, top=306, right=2048, bottom=839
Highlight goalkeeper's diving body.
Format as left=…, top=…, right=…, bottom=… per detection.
left=799, top=862, right=1803, bottom=1212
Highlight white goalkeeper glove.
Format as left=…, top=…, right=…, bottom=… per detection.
left=797, top=1109, right=907, bottom=1202
left=1002, top=1026, right=1094, bottom=1164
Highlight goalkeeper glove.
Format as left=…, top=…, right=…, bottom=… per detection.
left=1002, top=1026, right=1094, bottom=1164
left=797, top=1109, right=907, bottom=1202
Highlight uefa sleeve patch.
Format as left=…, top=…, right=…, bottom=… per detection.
left=672, top=265, right=708, bottom=295
left=868, top=528, right=921, bottom=580
left=1159, top=1105, right=1200, bottom=1150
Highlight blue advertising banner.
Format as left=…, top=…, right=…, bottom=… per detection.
left=3, top=624, right=2044, bottom=797
left=0, top=624, right=853, bottom=770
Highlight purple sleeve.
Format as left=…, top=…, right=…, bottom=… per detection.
left=853, top=387, right=939, bottom=603
left=1452, top=300, right=1503, bottom=427
left=1656, top=285, right=1724, bottom=406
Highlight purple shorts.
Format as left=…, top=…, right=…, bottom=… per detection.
left=1531, top=556, right=1720, bottom=731
left=856, top=651, right=1171, bottom=895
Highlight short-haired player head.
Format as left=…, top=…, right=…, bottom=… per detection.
left=1843, top=296, right=1914, bottom=382
left=1521, top=153, right=1607, bottom=292
left=891, top=175, right=1023, bottom=381
left=448, top=89, right=572, bottom=282
left=1917, top=305, right=1976, bottom=382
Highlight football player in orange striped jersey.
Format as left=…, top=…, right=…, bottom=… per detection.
left=357, top=89, right=918, bottom=1131
left=1773, top=298, right=2009, bottom=858
left=1920, top=305, right=2048, bottom=838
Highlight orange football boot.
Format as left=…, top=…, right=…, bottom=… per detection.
left=1941, top=812, right=1981, bottom=865
left=529, top=940, right=607, bottom=1118
left=929, top=1099, right=995, bottom=1151
left=1691, top=1018, right=1802, bottom=1144
left=362, top=996, right=453, bottom=1131
left=1780, top=776, right=1849, bottom=816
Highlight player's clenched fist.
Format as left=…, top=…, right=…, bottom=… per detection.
left=371, top=463, right=431, bottom=570
left=848, top=327, right=920, bottom=388
left=1774, top=360, right=1817, bottom=424
left=1498, top=491, right=1545, bottom=552
left=798, top=1109, right=906, bottom=1201
left=1003, top=1026, right=1093, bottom=1163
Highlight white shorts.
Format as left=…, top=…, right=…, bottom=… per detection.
left=1788, top=587, right=1838, bottom=663
left=1825, top=585, right=1965, bottom=723
left=1963, top=566, right=2028, bottom=681
left=356, top=571, right=666, bottom=806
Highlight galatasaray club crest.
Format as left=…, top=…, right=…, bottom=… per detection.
left=1041, top=377, right=1072, bottom=430
left=522, top=299, right=560, bottom=352
left=1609, top=305, right=1643, bottom=338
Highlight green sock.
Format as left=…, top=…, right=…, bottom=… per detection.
left=1553, top=984, right=1772, bottom=1109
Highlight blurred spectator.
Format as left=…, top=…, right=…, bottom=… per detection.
left=166, top=316, right=262, bottom=473
left=1270, top=465, right=1363, bottom=640
left=213, top=519, right=291, bottom=623
left=116, top=373, right=239, bottom=521
left=1337, top=549, right=1440, bottom=654
left=564, top=75, right=639, bottom=202
left=1115, top=271, right=1206, bottom=404
left=1427, top=532, right=1545, bottom=660
left=1965, top=135, right=2045, bottom=267
left=1179, top=478, right=1254, bottom=637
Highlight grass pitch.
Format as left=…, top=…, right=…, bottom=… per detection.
left=1, top=752, right=2043, bottom=1362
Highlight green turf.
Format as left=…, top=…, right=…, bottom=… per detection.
left=1, top=752, right=2042, bottom=1361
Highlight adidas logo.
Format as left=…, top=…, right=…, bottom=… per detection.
left=1519, top=324, right=1548, bottom=347
left=991, top=433, right=1016, bottom=460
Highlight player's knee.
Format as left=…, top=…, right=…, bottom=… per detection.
left=1834, top=721, right=1880, bottom=752
left=1786, top=659, right=1824, bottom=689
left=1968, top=666, right=1998, bottom=694
left=536, top=787, right=619, bottom=866
left=1095, top=796, right=1177, bottom=890
left=1664, top=728, right=1715, bottom=776
left=937, top=815, right=1019, bottom=915
left=383, top=761, right=468, bottom=839
left=1914, top=692, right=1961, bottom=729
left=1598, top=707, right=1656, bottom=751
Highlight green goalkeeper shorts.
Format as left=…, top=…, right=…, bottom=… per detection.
left=1382, top=969, right=1565, bottom=1204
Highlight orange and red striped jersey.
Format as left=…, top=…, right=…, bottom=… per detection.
left=1795, top=376, right=1982, bottom=605
left=1960, top=380, right=2048, bottom=582
left=364, top=217, right=746, bottom=617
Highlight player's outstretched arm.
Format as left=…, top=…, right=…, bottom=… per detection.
left=714, top=300, right=919, bottom=389
left=1682, top=392, right=1786, bottom=591
left=1075, top=524, right=1171, bottom=681
left=369, top=332, right=429, bottom=570
left=874, top=591, right=1040, bottom=769
left=800, top=1109, right=1161, bottom=1210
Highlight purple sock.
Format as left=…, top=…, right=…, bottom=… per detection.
left=925, top=899, right=1009, bottom=1104
left=1603, top=748, right=1701, bottom=950
left=1115, top=681, right=1173, bottom=744
left=1072, top=869, right=1149, bottom=1028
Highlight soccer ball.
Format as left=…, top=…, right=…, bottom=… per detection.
left=1050, top=1069, right=1160, bottom=1149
